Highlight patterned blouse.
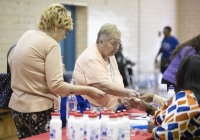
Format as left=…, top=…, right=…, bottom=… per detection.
left=153, top=90, right=200, bottom=140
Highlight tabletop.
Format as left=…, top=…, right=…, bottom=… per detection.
left=22, top=108, right=153, bottom=140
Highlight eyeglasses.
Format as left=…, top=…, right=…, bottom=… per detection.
left=66, top=29, right=70, bottom=35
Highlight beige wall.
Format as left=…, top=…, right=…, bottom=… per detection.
left=0, top=0, right=139, bottom=72
left=0, top=0, right=52, bottom=72
left=177, top=0, right=200, bottom=43
left=139, top=0, right=177, bottom=73
left=0, top=0, right=200, bottom=82
left=75, top=5, right=88, bottom=56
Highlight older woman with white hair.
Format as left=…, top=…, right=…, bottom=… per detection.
left=73, top=23, right=138, bottom=111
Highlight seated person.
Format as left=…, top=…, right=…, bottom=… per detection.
left=162, top=34, right=200, bottom=89
left=122, top=55, right=200, bottom=139
left=73, top=23, right=138, bottom=111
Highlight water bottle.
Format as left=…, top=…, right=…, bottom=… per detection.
left=167, top=85, right=175, bottom=99
left=67, top=110, right=76, bottom=140
left=83, top=108, right=91, bottom=139
left=120, top=111, right=130, bottom=140
left=50, top=111, right=62, bottom=140
left=66, top=79, right=77, bottom=120
left=107, top=113, right=119, bottom=140
left=158, top=84, right=167, bottom=99
left=73, top=112, right=84, bottom=139
left=100, top=108, right=110, bottom=140
left=117, top=111, right=123, bottom=140
left=87, top=112, right=100, bottom=140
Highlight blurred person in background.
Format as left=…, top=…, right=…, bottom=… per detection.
left=9, top=3, right=105, bottom=139
left=141, top=34, right=200, bottom=103
left=122, top=55, right=200, bottom=140
left=115, top=43, right=135, bottom=87
left=155, top=26, right=179, bottom=74
left=73, top=23, right=139, bottom=112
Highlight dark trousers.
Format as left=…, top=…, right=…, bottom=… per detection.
left=160, top=58, right=170, bottom=74
left=11, top=108, right=52, bottom=139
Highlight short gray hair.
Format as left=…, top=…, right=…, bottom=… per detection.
left=96, top=23, right=121, bottom=44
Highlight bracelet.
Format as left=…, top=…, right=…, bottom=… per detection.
left=146, top=105, right=153, bottom=116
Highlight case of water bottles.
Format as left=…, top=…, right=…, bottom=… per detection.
left=49, top=105, right=151, bottom=140
left=66, top=108, right=131, bottom=140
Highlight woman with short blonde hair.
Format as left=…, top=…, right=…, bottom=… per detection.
left=9, top=3, right=105, bottom=139
left=38, top=3, right=73, bottom=32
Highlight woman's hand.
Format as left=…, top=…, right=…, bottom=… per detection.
left=129, top=98, right=149, bottom=112
left=118, top=97, right=133, bottom=109
left=148, top=121, right=155, bottom=133
left=85, top=86, right=106, bottom=97
left=118, top=97, right=149, bottom=110
left=139, top=93, right=154, bottom=103
left=127, top=89, right=140, bottom=97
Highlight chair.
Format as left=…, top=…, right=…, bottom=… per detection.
left=0, top=109, right=10, bottom=122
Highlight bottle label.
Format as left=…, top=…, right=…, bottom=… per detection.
left=101, top=124, right=108, bottom=139
left=88, top=126, right=100, bottom=140
left=84, top=124, right=87, bottom=139
left=119, top=128, right=130, bottom=140
left=68, top=102, right=77, bottom=111
left=118, top=129, right=124, bottom=139
left=74, top=126, right=84, bottom=139
left=107, top=126, right=118, bottom=140
left=107, top=128, right=114, bottom=139
left=50, top=128, right=56, bottom=138
left=50, top=127, right=61, bottom=139
left=68, top=122, right=74, bottom=140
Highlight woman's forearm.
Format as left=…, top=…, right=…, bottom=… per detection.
left=153, top=94, right=167, bottom=106
left=90, top=82, right=134, bottom=97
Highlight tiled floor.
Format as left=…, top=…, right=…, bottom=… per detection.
left=0, top=110, right=18, bottom=140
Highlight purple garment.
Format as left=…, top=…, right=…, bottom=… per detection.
left=162, top=46, right=196, bottom=84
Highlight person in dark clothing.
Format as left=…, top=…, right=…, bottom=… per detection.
left=115, top=44, right=135, bottom=87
